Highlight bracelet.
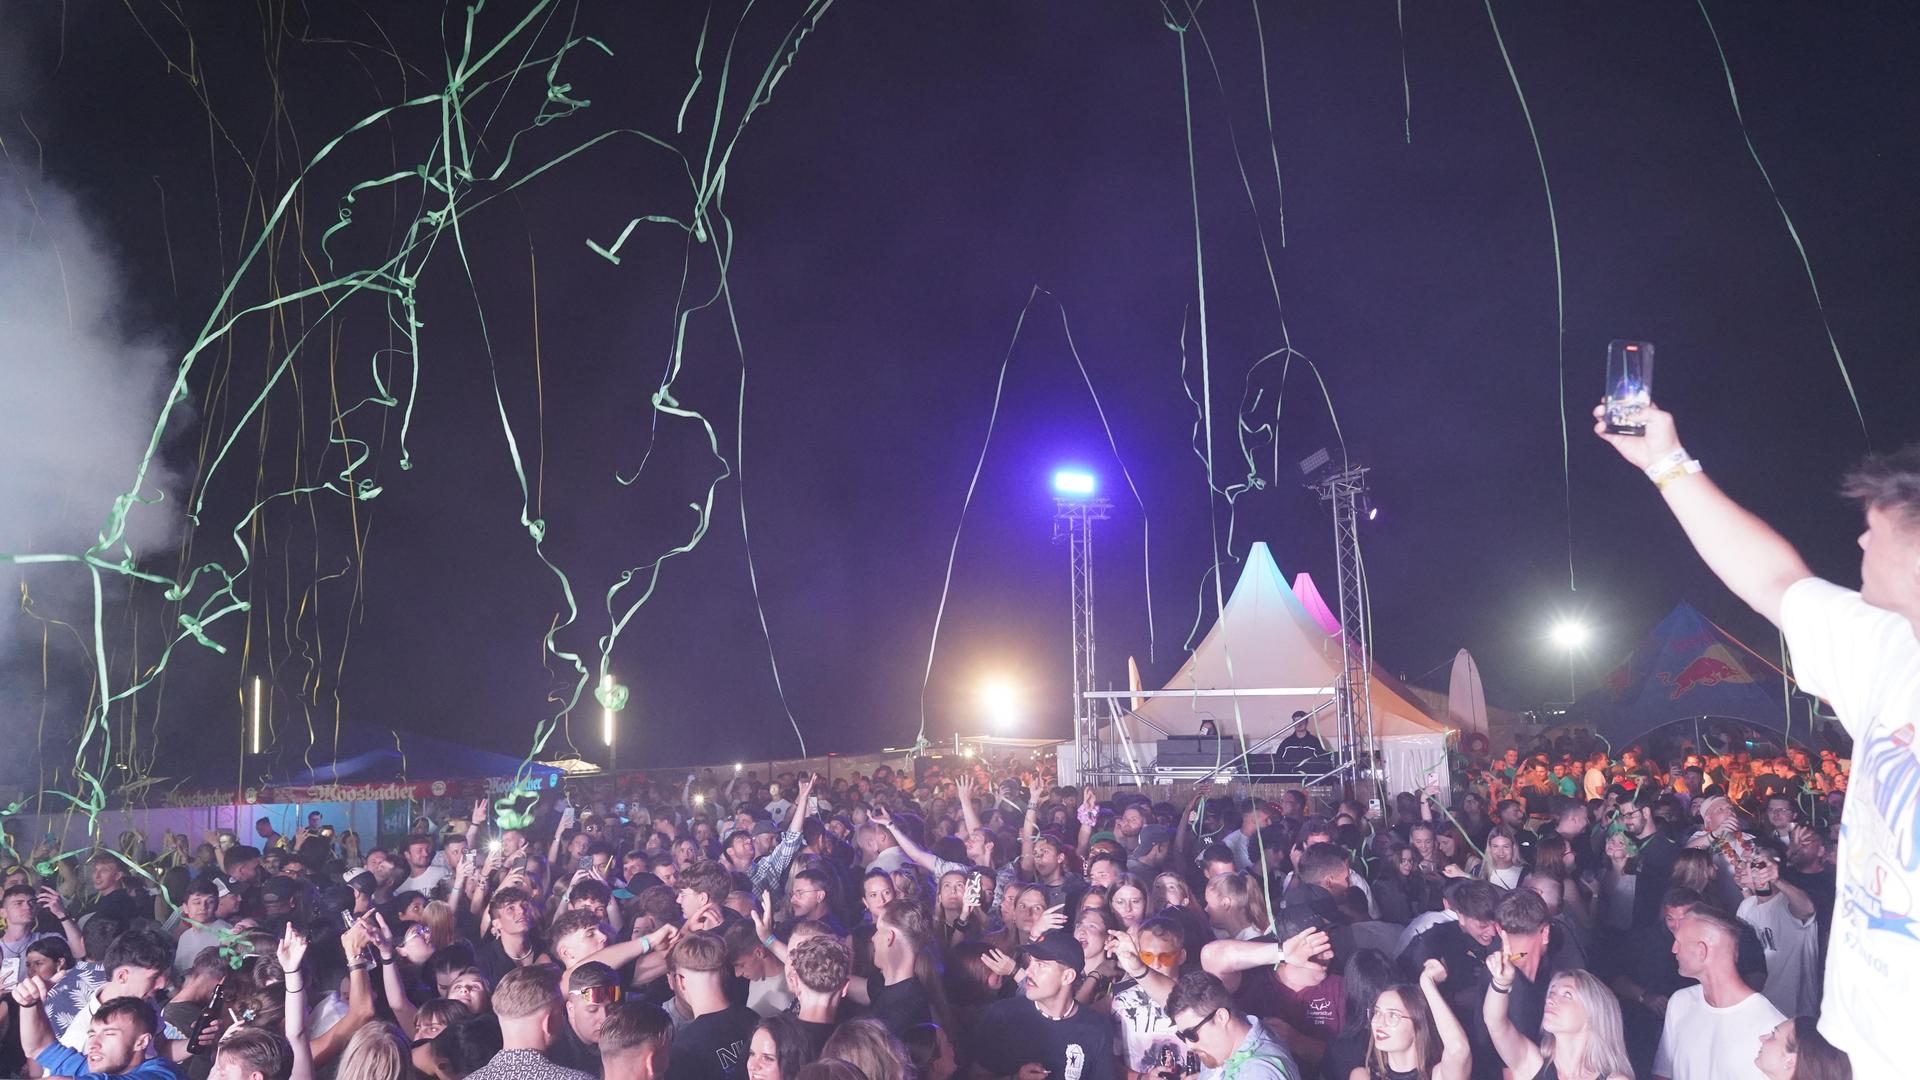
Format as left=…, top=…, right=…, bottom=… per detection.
left=1490, top=981, right=1513, bottom=995
left=284, top=981, right=304, bottom=994
left=1649, top=457, right=1703, bottom=491
left=763, top=934, right=780, bottom=949
left=347, top=961, right=369, bottom=973
left=1642, top=449, right=1690, bottom=480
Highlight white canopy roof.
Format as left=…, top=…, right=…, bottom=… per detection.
left=1126, top=542, right=1451, bottom=745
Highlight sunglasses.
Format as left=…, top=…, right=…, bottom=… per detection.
left=569, top=984, right=623, bottom=1005
left=1136, top=950, right=1178, bottom=968
left=1174, top=1007, right=1221, bottom=1044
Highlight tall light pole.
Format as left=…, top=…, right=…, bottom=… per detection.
left=1052, top=469, right=1109, bottom=758
left=599, top=673, right=622, bottom=772
left=1550, top=619, right=1589, bottom=701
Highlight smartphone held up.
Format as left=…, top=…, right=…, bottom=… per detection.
left=1603, top=339, right=1655, bottom=435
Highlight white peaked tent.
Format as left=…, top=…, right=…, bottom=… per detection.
left=1123, top=542, right=1454, bottom=797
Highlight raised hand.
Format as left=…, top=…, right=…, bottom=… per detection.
left=9, top=974, right=47, bottom=1007
left=1034, top=902, right=1069, bottom=937
left=981, top=948, right=1016, bottom=978
left=867, top=804, right=892, bottom=828
left=1108, top=929, right=1143, bottom=973
left=1420, top=957, right=1448, bottom=985
left=277, top=923, right=308, bottom=975
left=35, top=885, right=67, bottom=920
left=1278, top=926, right=1330, bottom=968
left=471, top=799, right=490, bottom=826
left=1591, top=401, right=1681, bottom=470
left=1485, top=948, right=1514, bottom=986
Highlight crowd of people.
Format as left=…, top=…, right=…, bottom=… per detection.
left=0, top=733, right=1861, bottom=1080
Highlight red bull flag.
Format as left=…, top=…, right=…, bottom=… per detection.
left=1575, top=602, right=1802, bottom=748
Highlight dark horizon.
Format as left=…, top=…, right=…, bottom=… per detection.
left=1, top=0, right=1915, bottom=787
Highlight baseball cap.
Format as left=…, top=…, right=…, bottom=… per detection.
left=342, top=868, right=376, bottom=894
left=1137, top=824, right=1175, bottom=850
left=260, top=876, right=298, bottom=903
left=750, top=821, right=780, bottom=837
left=1024, top=930, right=1083, bottom=972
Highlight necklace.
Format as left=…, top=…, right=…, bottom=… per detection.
left=501, top=938, right=534, bottom=962
left=1035, top=998, right=1078, bottom=1022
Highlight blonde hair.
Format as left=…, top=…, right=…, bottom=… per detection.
left=1150, top=872, right=1193, bottom=913
left=822, top=1017, right=908, bottom=1080
left=1538, top=970, right=1634, bottom=1080
left=491, top=965, right=563, bottom=1021
left=420, top=900, right=456, bottom=948
left=336, top=1020, right=411, bottom=1080
left=1204, top=871, right=1271, bottom=933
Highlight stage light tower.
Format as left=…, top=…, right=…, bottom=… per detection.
left=1052, top=468, right=1110, bottom=758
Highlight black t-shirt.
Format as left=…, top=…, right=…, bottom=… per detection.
left=475, top=933, right=547, bottom=986
left=549, top=1021, right=603, bottom=1077
left=88, top=887, right=144, bottom=925
left=794, top=1018, right=838, bottom=1058
left=974, top=997, right=1116, bottom=1080
left=665, top=1004, right=758, bottom=1080
left=865, top=972, right=933, bottom=1035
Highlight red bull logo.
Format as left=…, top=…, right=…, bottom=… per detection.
left=1655, top=644, right=1755, bottom=700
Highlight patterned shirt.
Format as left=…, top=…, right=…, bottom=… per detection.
left=465, top=1047, right=598, bottom=1080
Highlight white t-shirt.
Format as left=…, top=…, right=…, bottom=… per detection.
left=1110, top=983, right=1179, bottom=1073
left=1651, top=984, right=1782, bottom=1080
left=1736, top=892, right=1822, bottom=1017
left=398, top=864, right=449, bottom=895
left=1780, top=577, right=1920, bottom=1080
left=1584, top=766, right=1609, bottom=800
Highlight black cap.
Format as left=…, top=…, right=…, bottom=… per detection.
left=1023, top=930, right=1083, bottom=972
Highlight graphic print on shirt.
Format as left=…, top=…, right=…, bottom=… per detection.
left=1850, top=722, right=1920, bottom=943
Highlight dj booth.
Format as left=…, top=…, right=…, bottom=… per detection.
left=1148, top=734, right=1335, bottom=781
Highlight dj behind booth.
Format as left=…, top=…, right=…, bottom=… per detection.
left=1151, top=713, right=1333, bottom=782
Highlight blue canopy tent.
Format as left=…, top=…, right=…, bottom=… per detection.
left=1574, top=602, right=1811, bottom=750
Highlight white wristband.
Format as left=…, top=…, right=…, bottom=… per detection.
left=1643, top=449, right=1691, bottom=480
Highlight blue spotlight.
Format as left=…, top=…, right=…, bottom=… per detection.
left=1052, top=469, right=1097, bottom=497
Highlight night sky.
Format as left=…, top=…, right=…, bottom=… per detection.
left=2, top=1, right=1915, bottom=785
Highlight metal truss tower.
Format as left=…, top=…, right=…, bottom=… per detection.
left=1054, top=495, right=1111, bottom=735
left=1314, top=465, right=1376, bottom=794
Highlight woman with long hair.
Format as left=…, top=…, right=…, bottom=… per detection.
left=1434, top=829, right=1473, bottom=875
left=1755, top=1016, right=1851, bottom=1080
left=1483, top=956, right=1633, bottom=1080
left=822, top=1017, right=909, bottom=1080
left=1354, top=959, right=1470, bottom=1080
left=746, top=1014, right=811, bottom=1080
left=1108, top=874, right=1150, bottom=933
left=1149, top=871, right=1195, bottom=915
left=1324, top=949, right=1398, bottom=1080
left=1202, top=871, right=1271, bottom=941
left=1480, top=828, right=1523, bottom=891
left=902, top=1022, right=958, bottom=1080
left=1069, top=905, right=1121, bottom=1006
left=335, top=1020, right=414, bottom=1080
left=1670, top=848, right=1719, bottom=896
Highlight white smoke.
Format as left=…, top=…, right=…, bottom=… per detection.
left=0, top=178, right=180, bottom=557
left=0, top=173, right=183, bottom=791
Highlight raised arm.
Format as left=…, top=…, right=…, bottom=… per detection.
left=1418, top=959, right=1473, bottom=1080
left=1200, top=927, right=1330, bottom=994
left=868, top=804, right=952, bottom=879
left=278, top=923, right=316, bottom=1080
left=9, top=976, right=53, bottom=1059
left=955, top=774, right=984, bottom=836
left=1479, top=950, right=1542, bottom=1078
left=365, top=913, right=417, bottom=1034
left=1018, top=799, right=1040, bottom=877
left=1594, top=404, right=1812, bottom=626
left=36, top=886, right=85, bottom=959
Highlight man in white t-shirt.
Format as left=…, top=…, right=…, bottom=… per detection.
left=1598, top=404, right=1919, bottom=1079
left=1734, top=846, right=1822, bottom=1017
left=1654, top=907, right=1783, bottom=1080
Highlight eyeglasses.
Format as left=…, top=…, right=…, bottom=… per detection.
left=1371, top=1007, right=1411, bottom=1026
left=1174, top=1007, right=1221, bottom=1043
left=569, top=984, right=623, bottom=1004
left=1136, top=950, right=1178, bottom=968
